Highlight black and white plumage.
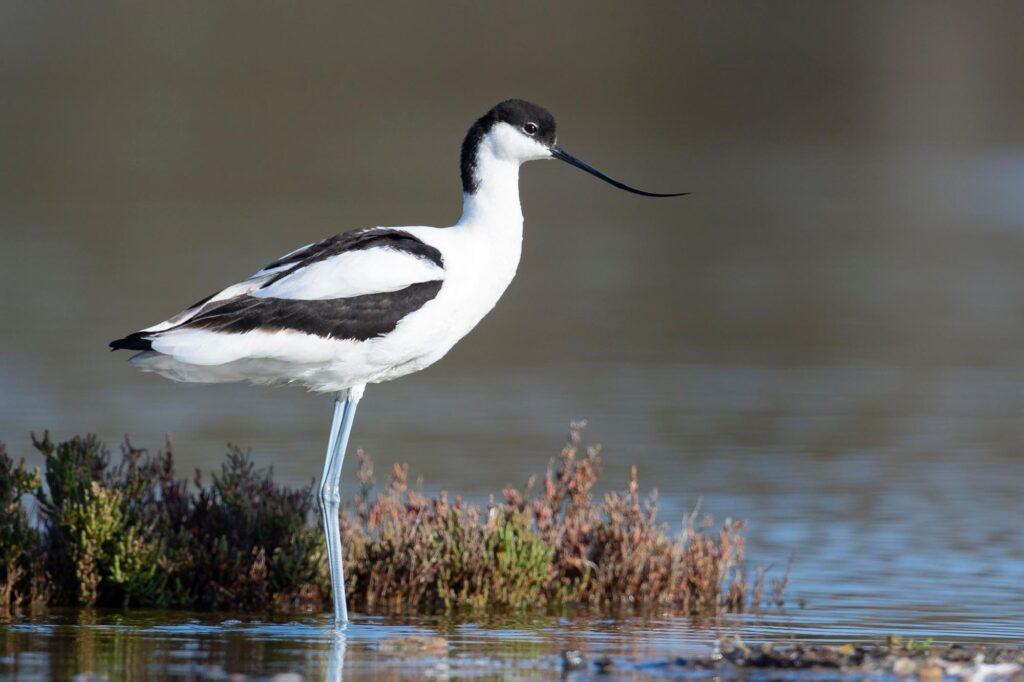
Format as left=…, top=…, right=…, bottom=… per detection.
left=111, top=229, right=447, bottom=375
left=111, top=227, right=462, bottom=390
left=110, top=99, right=685, bottom=626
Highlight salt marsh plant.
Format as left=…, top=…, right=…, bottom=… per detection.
left=342, top=421, right=770, bottom=613
left=0, top=424, right=784, bottom=615
left=0, top=443, right=43, bottom=609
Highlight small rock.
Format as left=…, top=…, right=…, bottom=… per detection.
left=945, top=644, right=974, bottom=662
left=377, top=636, right=449, bottom=656
left=561, top=650, right=585, bottom=671
left=943, top=661, right=1022, bottom=680
left=892, top=657, right=917, bottom=676
left=425, top=660, right=451, bottom=679
left=199, top=665, right=229, bottom=680
left=917, top=663, right=943, bottom=681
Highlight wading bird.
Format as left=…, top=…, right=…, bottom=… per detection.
left=110, top=100, right=685, bottom=626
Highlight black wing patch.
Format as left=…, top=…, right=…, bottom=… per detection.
left=111, top=281, right=444, bottom=350
left=258, top=228, right=444, bottom=288
left=110, top=227, right=445, bottom=352
left=186, top=281, right=444, bottom=341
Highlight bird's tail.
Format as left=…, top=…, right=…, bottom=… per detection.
left=109, top=332, right=154, bottom=352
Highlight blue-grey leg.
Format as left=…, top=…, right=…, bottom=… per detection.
left=318, top=384, right=364, bottom=627
left=326, top=630, right=347, bottom=679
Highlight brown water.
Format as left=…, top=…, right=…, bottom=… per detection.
left=1, top=1, right=1023, bottom=678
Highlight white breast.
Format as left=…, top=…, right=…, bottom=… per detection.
left=352, top=220, right=523, bottom=383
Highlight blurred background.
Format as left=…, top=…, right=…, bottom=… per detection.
left=1, top=1, right=1022, bottom=637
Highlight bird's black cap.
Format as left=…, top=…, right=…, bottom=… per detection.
left=461, top=100, right=556, bottom=193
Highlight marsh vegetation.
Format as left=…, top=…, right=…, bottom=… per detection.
left=0, top=423, right=783, bottom=616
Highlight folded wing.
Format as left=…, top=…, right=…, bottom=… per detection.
left=110, top=228, right=446, bottom=360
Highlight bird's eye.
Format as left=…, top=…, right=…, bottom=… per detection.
left=523, top=122, right=539, bottom=135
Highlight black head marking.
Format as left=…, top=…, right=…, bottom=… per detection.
left=460, top=99, right=557, bottom=193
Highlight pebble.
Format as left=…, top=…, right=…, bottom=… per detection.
left=377, top=635, right=449, bottom=655
left=561, top=649, right=586, bottom=671
left=892, top=657, right=917, bottom=675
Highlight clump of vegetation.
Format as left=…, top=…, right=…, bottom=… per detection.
left=12, top=433, right=325, bottom=611
left=0, top=423, right=785, bottom=615
left=0, top=444, right=44, bottom=609
left=342, top=457, right=555, bottom=611
left=342, top=422, right=778, bottom=613
left=183, top=446, right=326, bottom=610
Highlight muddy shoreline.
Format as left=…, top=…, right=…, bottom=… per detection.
left=557, top=638, right=1024, bottom=679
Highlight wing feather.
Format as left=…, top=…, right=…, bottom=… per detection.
left=110, top=228, right=446, bottom=353
left=254, top=246, right=443, bottom=301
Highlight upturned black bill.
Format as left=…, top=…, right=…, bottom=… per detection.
left=550, top=146, right=688, bottom=197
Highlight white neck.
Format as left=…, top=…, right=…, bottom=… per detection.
left=456, top=149, right=523, bottom=228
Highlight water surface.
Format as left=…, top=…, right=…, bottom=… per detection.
left=3, top=604, right=1021, bottom=680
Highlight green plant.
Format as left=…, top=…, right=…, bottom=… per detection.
left=182, top=446, right=326, bottom=609
left=887, top=635, right=935, bottom=653
left=488, top=512, right=554, bottom=608
left=341, top=423, right=773, bottom=615
left=0, top=443, right=42, bottom=610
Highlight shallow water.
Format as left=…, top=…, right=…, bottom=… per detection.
left=3, top=605, right=1019, bottom=680
left=2, top=2, right=1024, bottom=678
